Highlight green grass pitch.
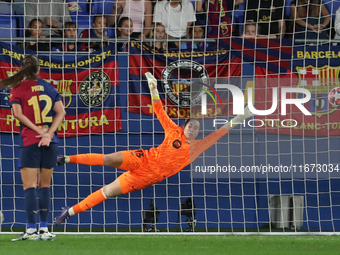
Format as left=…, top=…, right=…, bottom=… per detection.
left=0, top=234, right=339, bottom=255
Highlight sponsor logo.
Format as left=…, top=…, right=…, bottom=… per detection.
left=173, top=140, right=182, bottom=149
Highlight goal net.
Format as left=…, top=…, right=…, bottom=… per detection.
left=0, top=0, right=340, bottom=234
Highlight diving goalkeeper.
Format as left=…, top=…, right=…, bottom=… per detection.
left=54, top=72, right=254, bottom=225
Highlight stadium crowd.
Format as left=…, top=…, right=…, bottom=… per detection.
left=1, top=0, right=340, bottom=51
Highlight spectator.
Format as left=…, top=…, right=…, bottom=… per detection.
left=181, top=22, right=209, bottom=50
left=334, top=6, right=340, bottom=44
left=196, top=0, right=243, bottom=38
left=80, top=15, right=109, bottom=52
left=107, top=0, right=153, bottom=39
left=116, top=17, right=134, bottom=52
left=23, top=19, right=50, bottom=52
left=290, top=0, right=330, bottom=43
left=55, top=22, right=86, bottom=52
left=241, top=22, right=277, bottom=38
left=243, top=22, right=257, bottom=37
left=153, top=0, right=196, bottom=48
left=148, top=23, right=167, bottom=52
left=245, top=0, right=285, bottom=38
left=25, top=0, right=72, bottom=37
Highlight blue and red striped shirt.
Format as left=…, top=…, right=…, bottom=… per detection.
left=206, top=0, right=234, bottom=38
left=9, top=79, right=62, bottom=147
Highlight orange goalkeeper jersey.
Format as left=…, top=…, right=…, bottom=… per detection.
left=146, top=101, right=229, bottom=181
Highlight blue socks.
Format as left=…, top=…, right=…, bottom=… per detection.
left=24, top=188, right=38, bottom=229
left=25, top=187, right=51, bottom=231
left=38, top=187, right=50, bottom=226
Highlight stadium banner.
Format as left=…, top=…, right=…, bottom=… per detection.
left=252, top=44, right=340, bottom=136
left=0, top=42, right=122, bottom=137
left=128, top=41, right=242, bottom=119
left=131, top=38, right=339, bottom=136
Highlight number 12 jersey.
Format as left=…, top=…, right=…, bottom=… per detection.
left=10, top=79, right=62, bottom=147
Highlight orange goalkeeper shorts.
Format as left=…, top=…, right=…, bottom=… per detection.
left=117, top=149, right=159, bottom=194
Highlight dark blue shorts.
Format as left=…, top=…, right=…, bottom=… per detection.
left=18, top=143, right=58, bottom=169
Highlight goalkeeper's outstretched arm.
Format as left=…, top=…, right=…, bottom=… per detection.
left=145, top=72, right=160, bottom=103
left=145, top=72, right=178, bottom=131
left=223, top=105, right=254, bottom=131
left=190, top=106, right=255, bottom=162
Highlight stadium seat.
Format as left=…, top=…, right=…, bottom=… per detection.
left=75, top=17, right=92, bottom=37
left=234, top=1, right=245, bottom=36
left=285, top=0, right=294, bottom=17
left=0, top=2, right=12, bottom=15
left=16, top=16, right=25, bottom=37
left=12, top=0, right=24, bottom=15
left=0, top=16, right=18, bottom=45
left=68, top=0, right=90, bottom=33
left=324, top=0, right=340, bottom=20
left=107, top=27, right=115, bottom=38
left=191, top=0, right=200, bottom=11
left=91, top=0, right=115, bottom=15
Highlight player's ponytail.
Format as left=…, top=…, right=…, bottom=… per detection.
left=0, top=55, right=39, bottom=89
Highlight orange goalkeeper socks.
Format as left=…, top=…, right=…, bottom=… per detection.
left=72, top=189, right=107, bottom=215
left=69, top=153, right=104, bottom=166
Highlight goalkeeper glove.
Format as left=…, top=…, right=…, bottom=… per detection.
left=145, top=72, right=159, bottom=100
left=230, top=105, right=254, bottom=127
